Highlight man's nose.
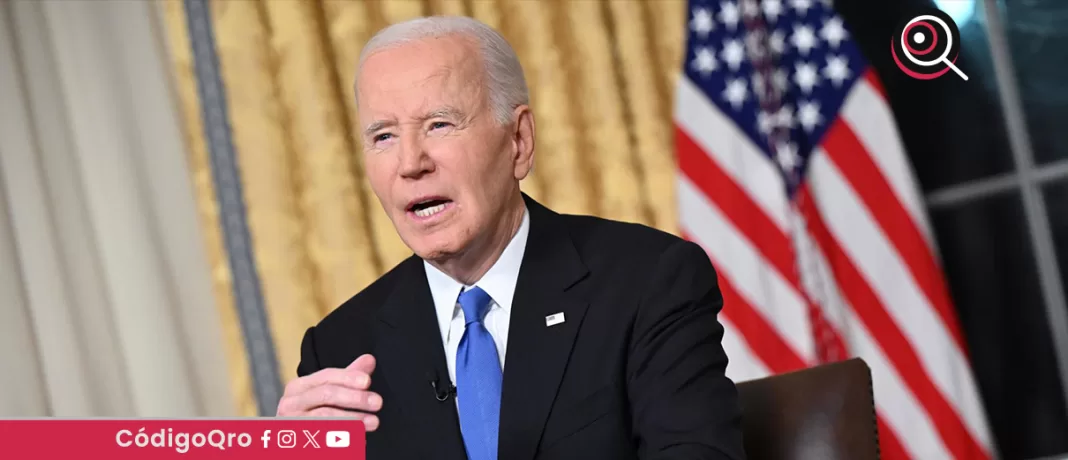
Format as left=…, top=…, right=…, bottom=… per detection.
left=397, top=135, right=433, bottom=179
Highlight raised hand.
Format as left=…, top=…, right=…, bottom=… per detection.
left=276, top=354, right=382, bottom=431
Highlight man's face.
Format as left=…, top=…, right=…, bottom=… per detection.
left=357, top=35, right=529, bottom=261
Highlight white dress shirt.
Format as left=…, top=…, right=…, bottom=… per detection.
left=424, top=206, right=530, bottom=387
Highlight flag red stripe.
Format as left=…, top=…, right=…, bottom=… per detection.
left=683, top=229, right=808, bottom=374
left=679, top=126, right=853, bottom=364
left=724, top=274, right=912, bottom=460
left=821, top=118, right=967, bottom=354
left=676, top=122, right=916, bottom=458
left=864, top=71, right=887, bottom=99
left=677, top=127, right=913, bottom=456
left=677, top=128, right=797, bottom=286
left=700, top=227, right=911, bottom=460
left=797, top=187, right=990, bottom=460
left=877, top=416, right=911, bottom=460
left=718, top=274, right=809, bottom=373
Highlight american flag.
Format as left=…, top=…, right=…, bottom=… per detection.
left=674, top=0, right=994, bottom=458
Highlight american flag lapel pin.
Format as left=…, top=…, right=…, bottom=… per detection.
left=545, top=312, right=565, bottom=327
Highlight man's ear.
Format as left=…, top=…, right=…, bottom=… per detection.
left=512, top=105, right=535, bottom=180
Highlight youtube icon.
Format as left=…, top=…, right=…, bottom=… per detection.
left=326, top=431, right=350, bottom=448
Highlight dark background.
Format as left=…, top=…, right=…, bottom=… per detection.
left=835, top=0, right=1068, bottom=458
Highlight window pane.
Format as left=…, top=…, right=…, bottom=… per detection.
left=931, top=191, right=1068, bottom=459
left=837, top=0, right=1015, bottom=191
left=1001, top=0, right=1068, bottom=165
left=1045, top=179, right=1068, bottom=324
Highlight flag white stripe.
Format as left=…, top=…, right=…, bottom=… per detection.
left=841, top=80, right=934, bottom=244
left=788, top=206, right=850, bottom=336
left=679, top=175, right=816, bottom=364
left=789, top=209, right=952, bottom=458
left=807, top=150, right=992, bottom=448
left=675, top=77, right=789, bottom=231
left=675, top=8, right=994, bottom=457
left=842, top=303, right=955, bottom=459
left=720, top=318, right=771, bottom=383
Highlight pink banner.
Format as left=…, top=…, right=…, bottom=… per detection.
left=0, top=419, right=365, bottom=459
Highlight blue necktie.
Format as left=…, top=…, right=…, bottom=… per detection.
left=455, top=286, right=501, bottom=460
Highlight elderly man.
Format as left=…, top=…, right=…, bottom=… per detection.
left=276, top=15, right=745, bottom=460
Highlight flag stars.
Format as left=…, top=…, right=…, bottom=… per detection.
left=691, top=46, right=718, bottom=76
left=790, top=0, right=814, bottom=15
left=797, top=100, right=823, bottom=132
left=746, top=30, right=768, bottom=61
left=776, top=104, right=795, bottom=129
left=751, top=73, right=767, bottom=100
left=775, top=141, right=801, bottom=172
left=740, top=0, right=761, bottom=20
left=721, top=39, right=746, bottom=71
left=769, top=29, right=787, bottom=56
left=690, top=7, right=715, bottom=39
left=718, top=1, right=741, bottom=31
left=722, top=78, right=749, bottom=109
left=682, top=0, right=858, bottom=177
left=794, top=61, right=821, bottom=94
left=772, top=68, right=790, bottom=92
left=820, top=16, right=849, bottom=48
left=763, top=0, right=785, bottom=23
left=757, top=110, right=775, bottom=135
left=791, top=24, right=819, bottom=56
left=752, top=70, right=786, bottom=102
left=824, top=54, right=852, bottom=87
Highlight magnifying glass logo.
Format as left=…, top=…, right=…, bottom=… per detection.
left=890, top=9, right=968, bottom=81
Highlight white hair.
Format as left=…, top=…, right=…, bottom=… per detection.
left=355, top=16, right=529, bottom=125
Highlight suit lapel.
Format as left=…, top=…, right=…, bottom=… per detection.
left=375, top=258, right=467, bottom=460
left=499, top=197, right=590, bottom=460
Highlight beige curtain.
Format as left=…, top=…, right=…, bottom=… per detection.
left=0, top=0, right=232, bottom=417
left=161, top=0, right=687, bottom=416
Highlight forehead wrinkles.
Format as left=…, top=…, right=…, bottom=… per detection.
left=423, top=49, right=487, bottom=110
left=360, top=37, right=488, bottom=111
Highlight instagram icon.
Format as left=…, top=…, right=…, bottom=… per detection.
left=277, top=430, right=297, bottom=449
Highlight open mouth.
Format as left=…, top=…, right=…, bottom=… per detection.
left=407, top=198, right=453, bottom=218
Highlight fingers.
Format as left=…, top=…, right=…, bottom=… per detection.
left=277, top=354, right=382, bottom=430
left=306, top=407, right=380, bottom=432
left=279, top=383, right=383, bottom=415
left=285, top=367, right=371, bottom=397
left=286, top=354, right=375, bottom=396
left=346, top=354, right=376, bottom=374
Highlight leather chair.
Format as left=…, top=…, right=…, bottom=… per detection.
left=735, top=358, right=880, bottom=460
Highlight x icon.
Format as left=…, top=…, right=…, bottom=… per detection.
left=303, top=430, right=320, bottom=448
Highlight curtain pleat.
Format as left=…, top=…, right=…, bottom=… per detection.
left=563, top=0, right=649, bottom=225
left=607, top=0, right=678, bottom=233
left=261, top=0, right=382, bottom=309
left=162, top=0, right=688, bottom=416
left=427, top=0, right=469, bottom=17
left=510, top=0, right=589, bottom=216
left=486, top=0, right=547, bottom=203
left=161, top=0, right=256, bottom=416
left=210, top=0, right=326, bottom=399
left=380, top=0, right=428, bottom=23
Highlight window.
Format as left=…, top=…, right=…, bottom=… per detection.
left=1001, top=0, right=1068, bottom=166
left=840, top=0, right=1068, bottom=457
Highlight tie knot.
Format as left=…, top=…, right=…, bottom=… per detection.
left=458, top=286, right=493, bottom=325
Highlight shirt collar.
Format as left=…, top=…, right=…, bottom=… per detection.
left=424, top=205, right=530, bottom=339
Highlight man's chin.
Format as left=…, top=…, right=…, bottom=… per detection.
left=407, top=238, right=462, bottom=262
left=400, top=224, right=471, bottom=262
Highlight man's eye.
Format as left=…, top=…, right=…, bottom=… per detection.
left=373, top=133, right=393, bottom=143
left=430, top=121, right=451, bottom=130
